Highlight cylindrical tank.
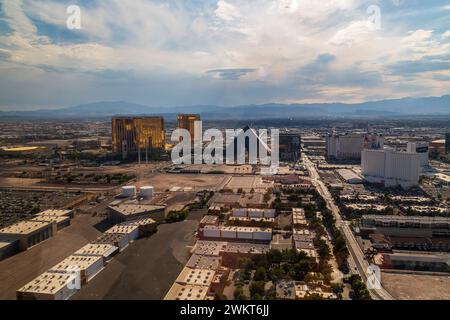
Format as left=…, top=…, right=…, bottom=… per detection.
left=122, top=186, right=136, bottom=197
left=140, top=186, right=154, bottom=199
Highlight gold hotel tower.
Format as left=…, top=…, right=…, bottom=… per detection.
left=112, top=116, right=165, bottom=159
left=177, top=114, right=200, bottom=141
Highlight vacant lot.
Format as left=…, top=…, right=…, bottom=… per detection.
left=382, top=272, right=450, bottom=300
left=137, top=173, right=226, bottom=192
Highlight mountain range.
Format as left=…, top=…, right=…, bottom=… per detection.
left=1, top=95, right=449, bottom=120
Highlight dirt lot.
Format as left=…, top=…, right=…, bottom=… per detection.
left=382, top=272, right=450, bottom=300
left=0, top=214, right=102, bottom=300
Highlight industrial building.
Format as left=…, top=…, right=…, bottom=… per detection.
left=107, top=204, right=166, bottom=223
left=17, top=272, right=79, bottom=300
left=48, top=255, right=104, bottom=285
left=201, top=226, right=272, bottom=242
left=0, top=220, right=54, bottom=251
left=360, top=215, right=450, bottom=238
left=0, top=239, right=20, bottom=261
left=164, top=283, right=209, bottom=300
left=186, top=254, right=221, bottom=270
left=175, top=267, right=215, bottom=287
left=30, top=215, right=71, bottom=232
left=361, top=148, right=421, bottom=189
left=177, top=114, right=200, bottom=141
left=111, top=116, right=165, bottom=160
left=231, top=208, right=276, bottom=218
left=73, top=243, right=118, bottom=263
left=336, top=169, right=363, bottom=184
left=36, top=209, right=74, bottom=219
left=105, top=225, right=140, bottom=242
left=381, top=251, right=450, bottom=272
left=120, top=217, right=158, bottom=236
left=93, top=233, right=130, bottom=252
left=326, top=134, right=384, bottom=160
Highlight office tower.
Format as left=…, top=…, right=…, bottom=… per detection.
left=177, top=114, right=200, bottom=141
left=361, top=148, right=420, bottom=189
left=112, top=116, right=165, bottom=159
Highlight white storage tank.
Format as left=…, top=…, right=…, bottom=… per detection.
left=140, top=186, right=154, bottom=199
left=122, top=186, right=136, bottom=197
left=263, top=209, right=276, bottom=218
left=248, top=209, right=264, bottom=218
left=203, top=226, right=221, bottom=238
left=232, top=208, right=247, bottom=217
left=220, top=227, right=237, bottom=239
left=253, top=228, right=272, bottom=241
left=236, top=228, right=253, bottom=240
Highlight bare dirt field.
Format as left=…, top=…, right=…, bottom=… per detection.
left=382, top=272, right=450, bottom=300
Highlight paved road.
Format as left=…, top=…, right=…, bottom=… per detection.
left=303, top=155, right=394, bottom=300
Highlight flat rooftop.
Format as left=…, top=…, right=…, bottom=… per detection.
left=49, top=255, right=103, bottom=272
left=223, top=242, right=270, bottom=254
left=0, top=220, right=51, bottom=236
left=164, top=283, right=208, bottom=300
left=30, top=216, right=70, bottom=224
left=17, top=272, right=77, bottom=295
left=105, top=225, right=139, bottom=235
left=192, top=241, right=227, bottom=256
left=176, top=267, right=215, bottom=287
left=109, top=204, right=166, bottom=216
left=36, top=210, right=72, bottom=217
left=74, top=243, right=118, bottom=258
left=186, top=254, right=221, bottom=270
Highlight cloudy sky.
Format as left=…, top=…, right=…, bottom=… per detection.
left=0, top=0, right=449, bottom=110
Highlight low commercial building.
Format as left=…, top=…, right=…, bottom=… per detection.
left=48, top=255, right=104, bottom=285
left=295, top=282, right=337, bottom=300
left=73, top=243, right=119, bottom=263
left=108, top=204, right=166, bottom=223
left=337, top=169, right=363, bottom=184
left=175, top=267, right=215, bottom=287
left=36, top=209, right=74, bottom=219
left=93, top=233, right=130, bottom=252
left=186, top=254, right=221, bottom=270
left=199, top=215, right=219, bottom=228
left=164, top=283, right=209, bottom=300
left=293, top=234, right=318, bottom=260
left=30, top=215, right=71, bottom=232
left=191, top=241, right=227, bottom=256
left=17, top=272, right=79, bottom=300
left=381, top=251, right=450, bottom=272
left=360, top=215, right=450, bottom=238
left=0, top=220, right=53, bottom=250
left=105, top=225, right=140, bottom=241
left=201, top=226, right=272, bottom=242
left=0, top=239, right=20, bottom=261
left=221, top=242, right=270, bottom=268
left=120, top=217, right=158, bottom=236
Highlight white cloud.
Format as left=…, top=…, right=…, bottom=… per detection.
left=214, top=0, right=241, bottom=21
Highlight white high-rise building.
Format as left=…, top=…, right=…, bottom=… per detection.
left=326, top=134, right=384, bottom=160
left=407, top=142, right=429, bottom=167
left=361, top=148, right=420, bottom=189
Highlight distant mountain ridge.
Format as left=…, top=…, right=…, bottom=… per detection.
left=1, top=95, right=449, bottom=120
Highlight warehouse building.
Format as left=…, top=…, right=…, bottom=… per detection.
left=93, top=233, right=130, bottom=252
left=0, top=220, right=54, bottom=251
left=105, top=225, right=140, bottom=242
left=360, top=215, right=450, bottom=238
left=48, top=255, right=104, bottom=285
left=30, top=215, right=71, bottom=232
left=186, top=254, right=221, bottom=270
left=36, top=209, right=74, bottom=219
left=17, top=272, right=79, bottom=300
left=0, top=239, right=20, bottom=261
left=73, top=243, right=118, bottom=263
left=175, top=267, right=215, bottom=287
left=381, top=251, right=450, bottom=272
left=164, top=283, right=209, bottom=300
left=201, top=226, right=272, bottom=242
left=107, top=204, right=166, bottom=223
left=337, top=169, right=363, bottom=184
left=120, top=217, right=158, bottom=236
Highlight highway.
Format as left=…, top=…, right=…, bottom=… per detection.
left=303, top=155, right=394, bottom=300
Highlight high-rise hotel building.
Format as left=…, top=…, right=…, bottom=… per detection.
left=112, top=116, right=165, bottom=159
left=177, top=114, right=200, bottom=141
